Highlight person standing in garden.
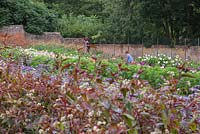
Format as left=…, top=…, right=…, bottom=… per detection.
left=84, top=37, right=90, bottom=53
left=125, top=51, right=134, bottom=64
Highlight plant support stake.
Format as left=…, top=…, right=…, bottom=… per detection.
left=157, top=38, right=158, bottom=57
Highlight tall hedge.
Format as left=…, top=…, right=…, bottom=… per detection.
left=0, top=0, right=58, bottom=34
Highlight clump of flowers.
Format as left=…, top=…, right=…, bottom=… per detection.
left=137, top=54, right=183, bottom=67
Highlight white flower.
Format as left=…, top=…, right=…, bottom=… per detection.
left=187, top=81, right=191, bottom=87
left=56, top=98, right=61, bottom=102
left=53, top=121, right=59, bottom=127
left=37, top=103, right=41, bottom=106
left=6, top=110, right=10, bottom=114
left=60, top=116, right=66, bottom=122
left=88, top=110, right=94, bottom=117
left=117, top=121, right=125, bottom=127
left=86, top=129, right=92, bottom=133
left=26, top=93, right=33, bottom=97
left=39, top=129, right=45, bottom=134
left=97, top=121, right=106, bottom=126
left=67, top=114, right=73, bottom=119
left=96, top=110, right=102, bottom=116
left=77, top=96, right=82, bottom=100
left=0, top=114, right=4, bottom=118
left=93, top=126, right=98, bottom=131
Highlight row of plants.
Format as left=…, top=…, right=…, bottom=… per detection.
left=1, top=44, right=200, bottom=91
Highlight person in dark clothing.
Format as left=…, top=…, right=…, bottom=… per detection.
left=84, top=37, right=90, bottom=53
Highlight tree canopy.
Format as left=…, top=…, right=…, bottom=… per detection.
left=0, top=0, right=200, bottom=45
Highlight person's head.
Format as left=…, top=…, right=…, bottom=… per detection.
left=84, top=37, right=89, bottom=41
left=125, top=51, right=129, bottom=54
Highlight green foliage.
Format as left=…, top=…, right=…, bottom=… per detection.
left=139, top=66, right=178, bottom=89
left=1, top=0, right=200, bottom=44
left=30, top=44, right=78, bottom=55
left=177, top=72, right=200, bottom=94
left=2, top=44, right=200, bottom=92
left=1, top=45, right=200, bottom=133
left=31, top=56, right=52, bottom=67
left=0, top=0, right=58, bottom=34
left=0, top=7, right=12, bottom=27
left=57, top=14, right=103, bottom=38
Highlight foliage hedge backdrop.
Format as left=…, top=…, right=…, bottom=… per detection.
left=0, top=0, right=200, bottom=45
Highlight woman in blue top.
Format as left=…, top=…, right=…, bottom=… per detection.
left=125, top=51, right=134, bottom=64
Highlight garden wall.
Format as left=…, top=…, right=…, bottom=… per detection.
left=94, top=44, right=200, bottom=62
left=0, top=25, right=83, bottom=45
left=0, top=25, right=200, bottom=61
left=0, top=25, right=27, bottom=45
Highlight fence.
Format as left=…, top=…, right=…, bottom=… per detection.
left=93, top=43, right=200, bottom=62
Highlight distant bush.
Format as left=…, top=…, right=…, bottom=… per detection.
left=57, top=14, right=103, bottom=39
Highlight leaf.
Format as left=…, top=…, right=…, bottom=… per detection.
left=56, top=122, right=65, bottom=131
left=96, top=78, right=102, bottom=83
left=140, top=111, right=151, bottom=117
left=66, top=91, right=76, bottom=103
left=112, top=106, right=122, bottom=113
left=128, top=128, right=138, bottom=134
left=61, top=58, right=69, bottom=63
left=181, top=73, right=195, bottom=78
left=161, top=110, right=169, bottom=128
left=125, top=101, right=132, bottom=114
left=123, top=113, right=135, bottom=121
left=120, top=88, right=128, bottom=98
left=171, top=129, right=178, bottom=134
left=100, top=100, right=111, bottom=109
left=121, top=68, right=130, bottom=71
left=81, top=102, right=91, bottom=110
left=189, top=123, right=197, bottom=131
left=61, top=63, right=72, bottom=72
left=123, top=113, right=136, bottom=128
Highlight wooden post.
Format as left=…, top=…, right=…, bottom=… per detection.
left=171, top=47, right=172, bottom=58
left=113, top=38, right=115, bottom=56
left=156, top=38, right=159, bottom=57
left=142, top=39, right=144, bottom=57
left=128, top=37, right=130, bottom=52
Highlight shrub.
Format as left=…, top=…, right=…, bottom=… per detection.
left=0, top=0, right=58, bottom=34
left=57, top=14, right=103, bottom=39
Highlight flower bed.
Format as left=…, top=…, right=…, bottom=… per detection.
left=0, top=44, right=200, bottom=133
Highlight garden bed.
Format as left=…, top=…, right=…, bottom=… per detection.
left=0, top=44, right=200, bottom=133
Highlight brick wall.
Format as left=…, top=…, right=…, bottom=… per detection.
left=0, top=25, right=27, bottom=45
left=26, top=32, right=62, bottom=44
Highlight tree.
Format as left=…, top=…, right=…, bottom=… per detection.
left=139, top=0, right=200, bottom=45
left=0, top=0, right=58, bottom=34
left=57, top=14, right=103, bottom=39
